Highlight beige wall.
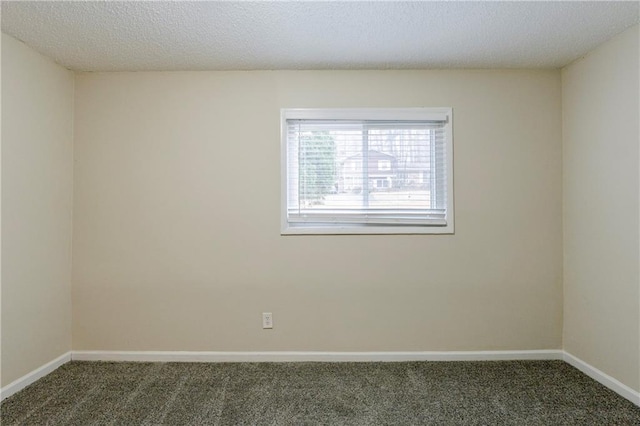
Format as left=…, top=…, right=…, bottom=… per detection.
left=562, top=25, right=640, bottom=392
left=73, top=70, right=563, bottom=352
left=1, top=34, right=74, bottom=386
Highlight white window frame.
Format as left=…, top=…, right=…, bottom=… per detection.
left=281, top=108, right=454, bottom=235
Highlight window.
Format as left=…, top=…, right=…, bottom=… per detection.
left=281, top=108, right=453, bottom=235
left=376, top=178, right=390, bottom=189
left=378, top=160, right=391, bottom=171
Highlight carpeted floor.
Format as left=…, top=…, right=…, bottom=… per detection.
left=1, top=360, right=639, bottom=425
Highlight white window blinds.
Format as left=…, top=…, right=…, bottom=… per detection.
left=281, top=108, right=453, bottom=234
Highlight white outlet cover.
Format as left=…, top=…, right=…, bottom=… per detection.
left=262, top=313, right=273, bottom=329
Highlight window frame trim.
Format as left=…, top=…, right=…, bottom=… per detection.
left=280, top=107, right=454, bottom=235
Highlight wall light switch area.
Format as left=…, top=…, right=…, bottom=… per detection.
left=262, top=312, right=273, bottom=329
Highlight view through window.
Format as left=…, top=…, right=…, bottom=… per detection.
left=282, top=109, right=453, bottom=234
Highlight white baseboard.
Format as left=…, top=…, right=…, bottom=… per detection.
left=0, top=352, right=71, bottom=401
left=71, top=349, right=563, bottom=363
left=563, top=351, right=640, bottom=406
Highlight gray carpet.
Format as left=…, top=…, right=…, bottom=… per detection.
left=1, top=360, right=639, bottom=425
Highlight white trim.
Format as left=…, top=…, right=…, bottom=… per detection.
left=563, top=351, right=640, bottom=406
left=281, top=226, right=453, bottom=235
left=282, top=108, right=450, bottom=122
left=72, top=349, right=562, bottom=363
left=0, top=352, right=71, bottom=401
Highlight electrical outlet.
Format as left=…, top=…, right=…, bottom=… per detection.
left=262, top=312, right=273, bottom=329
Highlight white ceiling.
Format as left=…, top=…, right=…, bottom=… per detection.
left=1, top=1, right=639, bottom=71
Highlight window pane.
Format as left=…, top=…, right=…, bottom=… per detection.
left=296, top=126, right=435, bottom=211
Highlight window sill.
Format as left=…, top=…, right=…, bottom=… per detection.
left=281, top=224, right=454, bottom=235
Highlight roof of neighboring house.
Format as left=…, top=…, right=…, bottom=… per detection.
left=342, top=150, right=396, bottom=163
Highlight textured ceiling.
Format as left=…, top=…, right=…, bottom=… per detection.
left=1, top=1, right=639, bottom=71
